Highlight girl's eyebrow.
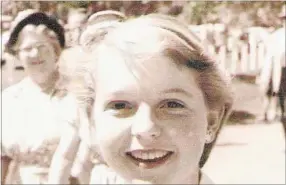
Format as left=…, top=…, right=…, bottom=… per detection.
left=106, top=88, right=193, bottom=98
left=105, top=89, right=137, bottom=97
left=161, top=88, right=193, bottom=98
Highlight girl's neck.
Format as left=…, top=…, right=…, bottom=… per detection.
left=176, top=169, right=200, bottom=184
left=129, top=169, right=200, bottom=184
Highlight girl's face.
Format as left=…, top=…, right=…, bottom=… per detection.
left=92, top=48, right=209, bottom=184
left=16, top=26, right=58, bottom=77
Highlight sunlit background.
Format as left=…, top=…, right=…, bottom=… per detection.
left=1, top=1, right=285, bottom=184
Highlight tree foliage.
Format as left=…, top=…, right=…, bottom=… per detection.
left=2, top=1, right=285, bottom=28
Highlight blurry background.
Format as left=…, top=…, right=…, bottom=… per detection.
left=1, top=1, right=285, bottom=184
left=1, top=1, right=285, bottom=26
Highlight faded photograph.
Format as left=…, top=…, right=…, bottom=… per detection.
left=1, top=1, right=285, bottom=184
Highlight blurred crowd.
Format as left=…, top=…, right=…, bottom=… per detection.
left=2, top=2, right=285, bottom=59
left=1, top=2, right=286, bottom=117
left=1, top=1, right=285, bottom=132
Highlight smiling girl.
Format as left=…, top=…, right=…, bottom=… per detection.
left=50, top=13, right=233, bottom=184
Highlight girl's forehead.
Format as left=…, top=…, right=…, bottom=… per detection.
left=94, top=53, right=204, bottom=106
left=107, top=25, right=164, bottom=48
left=95, top=48, right=197, bottom=89
left=96, top=45, right=175, bottom=71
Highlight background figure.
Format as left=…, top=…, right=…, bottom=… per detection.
left=257, top=5, right=286, bottom=138
left=64, top=8, right=88, bottom=47
left=48, top=10, right=127, bottom=184
left=0, top=10, right=86, bottom=184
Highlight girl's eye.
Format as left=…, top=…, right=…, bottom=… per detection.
left=111, top=102, right=132, bottom=110
left=159, top=100, right=185, bottom=109
left=105, top=101, right=135, bottom=117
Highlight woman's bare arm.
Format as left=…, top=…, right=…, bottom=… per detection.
left=48, top=123, right=81, bottom=184
left=49, top=92, right=94, bottom=183
left=70, top=141, right=94, bottom=184
left=1, top=156, right=12, bottom=184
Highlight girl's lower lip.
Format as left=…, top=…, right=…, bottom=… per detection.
left=126, top=151, right=174, bottom=169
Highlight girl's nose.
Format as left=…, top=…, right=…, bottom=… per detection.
left=131, top=103, right=161, bottom=141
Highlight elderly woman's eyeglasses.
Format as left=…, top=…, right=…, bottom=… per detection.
left=18, top=43, right=49, bottom=53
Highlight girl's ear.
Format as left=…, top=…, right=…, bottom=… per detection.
left=206, top=104, right=232, bottom=143
left=199, top=103, right=232, bottom=167
left=205, top=107, right=224, bottom=144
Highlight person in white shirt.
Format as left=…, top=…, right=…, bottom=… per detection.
left=257, top=5, right=286, bottom=138
left=1, top=10, right=89, bottom=184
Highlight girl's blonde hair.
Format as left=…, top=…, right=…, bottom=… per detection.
left=68, top=14, right=234, bottom=167
left=87, top=10, right=127, bottom=26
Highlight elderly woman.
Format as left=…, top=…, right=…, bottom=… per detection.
left=50, top=13, right=233, bottom=184
left=1, top=10, right=87, bottom=184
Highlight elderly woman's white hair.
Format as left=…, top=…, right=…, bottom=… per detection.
left=6, top=9, right=65, bottom=55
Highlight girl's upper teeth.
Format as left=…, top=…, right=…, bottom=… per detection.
left=130, top=150, right=169, bottom=160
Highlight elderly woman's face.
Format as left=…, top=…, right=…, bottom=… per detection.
left=16, top=25, right=58, bottom=75
left=92, top=49, right=209, bottom=183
